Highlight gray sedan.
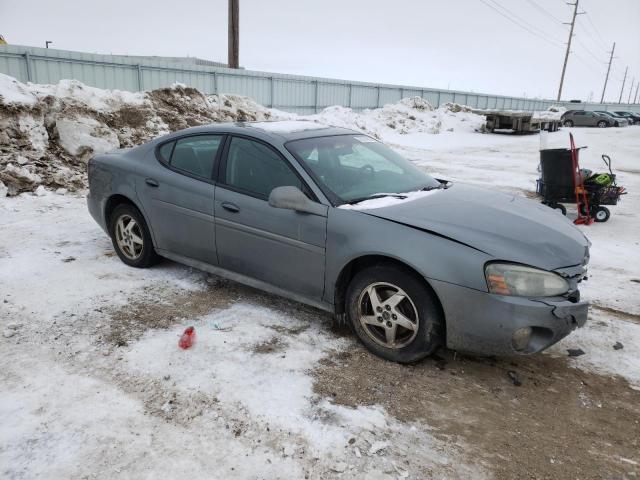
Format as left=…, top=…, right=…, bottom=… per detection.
left=87, top=121, right=589, bottom=362
left=561, top=110, right=613, bottom=128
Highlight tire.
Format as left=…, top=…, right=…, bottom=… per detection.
left=594, top=206, right=610, bottom=222
left=109, top=203, right=159, bottom=268
left=345, top=264, right=443, bottom=363
left=543, top=202, right=566, bottom=216
left=552, top=203, right=567, bottom=215
left=597, top=121, right=608, bottom=128
left=563, top=120, right=573, bottom=127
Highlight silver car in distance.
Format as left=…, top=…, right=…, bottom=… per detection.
left=87, top=121, right=589, bottom=362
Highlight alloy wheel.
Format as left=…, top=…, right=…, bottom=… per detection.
left=357, top=282, right=419, bottom=349
left=115, top=214, right=144, bottom=260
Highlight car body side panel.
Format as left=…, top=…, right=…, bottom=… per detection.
left=214, top=186, right=327, bottom=299
left=135, top=149, right=218, bottom=265
left=324, top=207, right=494, bottom=303
left=87, top=151, right=145, bottom=235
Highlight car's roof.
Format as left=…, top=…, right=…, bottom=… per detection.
left=170, top=120, right=360, bottom=142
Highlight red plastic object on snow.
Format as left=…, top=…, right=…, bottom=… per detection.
left=179, top=326, right=196, bottom=349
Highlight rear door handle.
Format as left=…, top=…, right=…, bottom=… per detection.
left=145, top=178, right=159, bottom=187
left=221, top=202, right=240, bottom=213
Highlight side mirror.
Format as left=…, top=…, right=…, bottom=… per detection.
left=268, top=186, right=328, bottom=217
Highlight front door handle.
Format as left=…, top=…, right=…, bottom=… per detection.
left=145, top=178, right=159, bottom=187
left=221, top=202, right=240, bottom=213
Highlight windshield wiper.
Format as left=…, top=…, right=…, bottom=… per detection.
left=346, top=193, right=407, bottom=205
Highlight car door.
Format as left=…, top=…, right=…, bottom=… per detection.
left=214, top=135, right=327, bottom=299
left=572, top=111, right=585, bottom=126
left=137, top=134, right=224, bottom=265
left=585, top=112, right=599, bottom=126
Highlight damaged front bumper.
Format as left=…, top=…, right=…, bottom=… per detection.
left=430, top=278, right=588, bottom=356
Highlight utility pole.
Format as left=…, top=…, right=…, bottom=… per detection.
left=557, top=0, right=583, bottom=102
left=600, top=42, right=615, bottom=103
left=618, top=66, right=628, bottom=103
left=228, top=0, right=239, bottom=69
left=627, top=78, right=634, bottom=104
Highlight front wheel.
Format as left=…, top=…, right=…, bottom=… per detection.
left=346, top=265, right=443, bottom=363
left=597, top=121, right=608, bottom=128
left=563, top=120, right=574, bottom=127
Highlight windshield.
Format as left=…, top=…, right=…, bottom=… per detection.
left=286, top=134, right=441, bottom=204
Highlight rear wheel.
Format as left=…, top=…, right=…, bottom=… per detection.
left=109, top=204, right=159, bottom=268
left=346, top=265, right=443, bottom=363
left=594, top=206, right=610, bottom=222
left=597, top=121, right=608, bottom=128
left=552, top=203, right=567, bottom=215
left=563, top=120, right=574, bottom=127
left=543, top=202, right=566, bottom=215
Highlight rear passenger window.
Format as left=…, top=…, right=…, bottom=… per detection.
left=158, top=142, right=174, bottom=162
left=163, top=135, right=223, bottom=179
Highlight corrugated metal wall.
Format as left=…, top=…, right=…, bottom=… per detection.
left=2, top=44, right=639, bottom=114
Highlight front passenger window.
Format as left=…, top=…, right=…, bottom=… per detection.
left=224, top=137, right=302, bottom=198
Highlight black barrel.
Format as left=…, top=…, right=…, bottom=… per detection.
left=539, top=148, right=580, bottom=200
left=540, top=148, right=577, bottom=184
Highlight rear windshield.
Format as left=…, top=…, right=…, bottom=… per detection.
left=286, top=134, right=440, bottom=204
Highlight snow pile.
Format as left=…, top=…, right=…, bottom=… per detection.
left=284, top=97, right=485, bottom=139
left=0, top=74, right=275, bottom=196
left=0, top=74, right=486, bottom=196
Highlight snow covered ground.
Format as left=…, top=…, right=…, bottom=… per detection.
left=1, top=76, right=639, bottom=479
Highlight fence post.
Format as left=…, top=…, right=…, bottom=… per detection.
left=437, top=90, right=441, bottom=107
left=376, top=86, right=381, bottom=108
left=348, top=84, right=352, bottom=108
left=400, top=88, right=404, bottom=99
left=314, top=80, right=319, bottom=113
left=136, top=65, right=143, bottom=91
left=453, top=92, right=456, bottom=103
left=24, top=52, right=33, bottom=82
left=213, top=72, right=218, bottom=94
left=270, top=76, right=274, bottom=107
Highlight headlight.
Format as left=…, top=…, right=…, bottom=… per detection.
left=485, top=263, right=569, bottom=297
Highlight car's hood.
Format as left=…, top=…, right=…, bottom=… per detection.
left=358, top=184, right=589, bottom=271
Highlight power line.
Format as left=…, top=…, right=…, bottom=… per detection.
left=573, top=38, right=604, bottom=64
left=486, top=0, right=563, bottom=44
left=576, top=16, right=608, bottom=54
left=523, top=0, right=563, bottom=23
left=583, top=8, right=610, bottom=49
left=573, top=52, right=603, bottom=75
left=477, top=0, right=563, bottom=48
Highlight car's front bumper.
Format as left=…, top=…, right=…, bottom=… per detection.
left=429, top=278, right=588, bottom=356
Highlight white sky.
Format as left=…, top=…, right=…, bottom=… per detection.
left=1, top=0, right=639, bottom=102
